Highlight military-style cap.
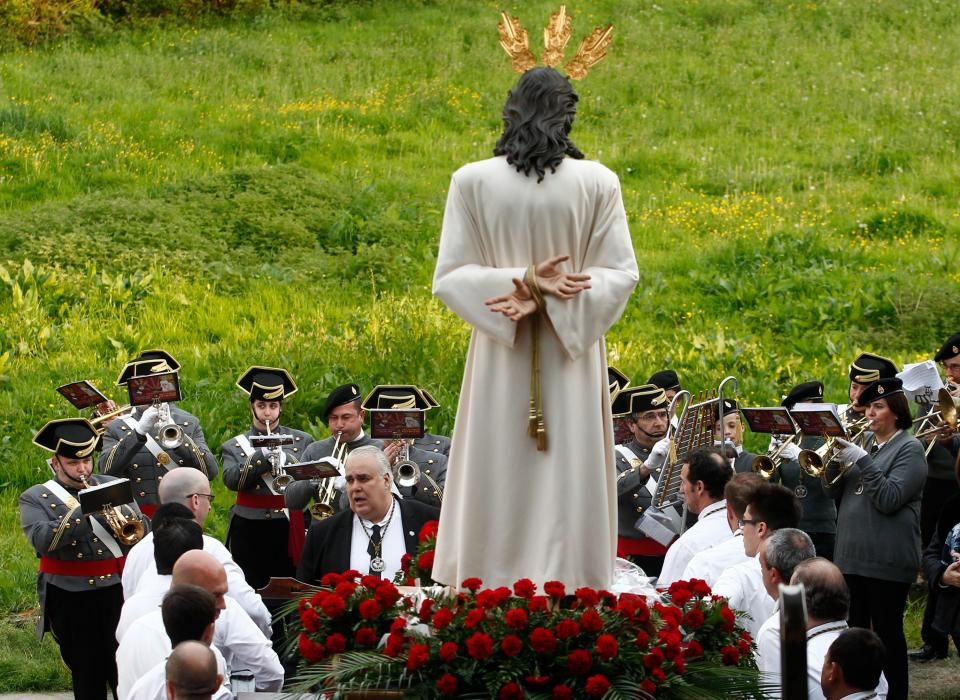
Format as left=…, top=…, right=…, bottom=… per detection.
left=613, top=383, right=669, bottom=417
left=608, top=366, right=630, bottom=398
left=717, top=398, right=739, bottom=418
left=849, top=352, right=898, bottom=384
left=361, top=385, right=432, bottom=411
left=858, top=377, right=904, bottom=405
left=934, top=333, right=960, bottom=363
left=237, top=366, right=298, bottom=402
left=647, top=369, right=681, bottom=392
left=117, top=349, right=181, bottom=386
left=324, top=383, right=362, bottom=419
left=418, top=388, right=441, bottom=409
left=781, top=381, right=824, bottom=408
left=33, top=418, right=101, bottom=458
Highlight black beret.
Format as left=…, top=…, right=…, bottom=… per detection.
left=781, top=381, right=824, bottom=408
left=717, top=398, right=739, bottom=418
left=858, top=377, right=904, bottom=406
left=849, top=353, right=898, bottom=384
left=324, top=383, right=362, bottom=419
left=647, top=369, right=681, bottom=392
left=934, top=334, right=960, bottom=363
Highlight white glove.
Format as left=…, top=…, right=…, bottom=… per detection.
left=780, top=442, right=801, bottom=461
left=646, top=437, right=671, bottom=467
left=835, top=438, right=867, bottom=465
left=135, top=406, right=160, bottom=435
left=334, top=475, right=346, bottom=491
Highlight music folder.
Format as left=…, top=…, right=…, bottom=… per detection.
left=78, top=478, right=136, bottom=514
left=57, top=380, right=109, bottom=410
left=788, top=403, right=845, bottom=437
left=739, top=407, right=796, bottom=435
left=282, top=458, right=341, bottom=481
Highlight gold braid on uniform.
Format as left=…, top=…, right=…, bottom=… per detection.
left=524, top=265, right=547, bottom=451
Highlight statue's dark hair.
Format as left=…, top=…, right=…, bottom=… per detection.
left=493, top=67, right=584, bottom=183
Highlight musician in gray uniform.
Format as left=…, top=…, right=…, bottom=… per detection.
left=647, top=369, right=682, bottom=403
left=99, top=350, right=218, bottom=519
left=412, top=387, right=452, bottom=457
left=612, top=384, right=673, bottom=576
left=362, top=385, right=446, bottom=509
left=717, top=399, right=758, bottom=474
left=20, top=418, right=149, bottom=700
left=285, top=383, right=382, bottom=514
left=845, top=352, right=898, bottom=425
left=221, top=366, right=314, bottom=588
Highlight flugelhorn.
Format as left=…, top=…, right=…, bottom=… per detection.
left=752, top=433, right=798, bottom=481
left=79, top=475, right=145, bottom=545
left=392, top=440, right=420, bottom=488
left=249, top=420, right=295, bottom=492
left=155, top=401, right=184, bottom=449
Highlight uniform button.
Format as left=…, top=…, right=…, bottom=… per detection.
left=97, top=549, right=103, bottom=555
left=77, top=552, right=83, bottom=559
left=99, top=575, right=105, bottom=581
left=178, top=460, right=185, bottom=465
left=425, top=469, right=431, bottom=474
left=106, top=574, right=112, bottom=579
left=636, top=507, right=643, bottom=513
left=71, top=540, right=77, bottom=547
left=92, top=537, right=99, bottom=543
left=265, top=512, right=272, bottom=519
left=257, top=460, right=263, bottom=465
left=50, top=503, right=57, bottom=509
left=157, top=475, right=163, bottom=481
left=75, top=518, right=81, bottom=524
left=136, top=477, right=142, bottom=483
left=132, top=464, right=139, bottom=470
left=295, top=437, right=301, bottom=442
left=88, top=579, right=95, bottom=585
left=293, top=448, right=299, bottom=453
left=140, top=491, right=146, bottom=497
left=427, top=460, right=435, bottom=464
left=41, top=493, right=48, bottom=498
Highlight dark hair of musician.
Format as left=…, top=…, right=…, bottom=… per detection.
left=792, top=557, right=850, bottom=621
left=724, top=472, right=765, bottom=520
left=162, top=585, right=217, bottom=646
left=764, top=528, right=815, bottom=583
left=747, top=482, right=802, bottom=531
left=151, top=502, right=195, bottom=530
left=685, top=448, right=731, bottom=499
left=875, top=392, right=912, bottom=430
left=154, top=518, right=204, bottom=575
left=827, top=628, right=886, bottom=691
left=493, top=67, right=585, bottom=183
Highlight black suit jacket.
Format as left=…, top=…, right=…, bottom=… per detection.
left=922, top=493, right=960, bottom=638
left=297, top=497, right=440, bottom=584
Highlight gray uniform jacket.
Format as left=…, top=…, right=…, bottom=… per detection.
left=615, top=440, right=655, bottom=540
left=221, top=426, right=315, bottom=519
left=99, top=406, right=218, bottom=509
left=778, top=434, right=837, bottom=535
left=413, top=432, right=451, bottom=457
left=396, top=445, right=447, bottom=509
left=19, top=473, right=149, bottom=636
left=825, top=429, right=927, bottom=583
left=284, top=433, right=382, bottom=511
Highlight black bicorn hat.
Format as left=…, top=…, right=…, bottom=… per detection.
left=116, top=349, right=181, bottom=386
left=33, top=418, right=101, bottom=458
left=361, top=385, right=432, bottom=411
left=418, top=388, right=441, bottom=409
left=323, top=383, right=362, bottom=419
left=849, top=352, right=898, bottom=384
left=612, top=383, right=669, bottom=418
left=236, top=366, right=298, bottom=402
left=781, top=380, right=824, bottom=408
left=858, top=377, right=904, bottom=405
left=608, top=366, right=630, bottom=398
left=647, top=369, right=681, bottom=392
left=717, top=398, right=739, bottom=418
left=934, top=333, right=960, bottom=363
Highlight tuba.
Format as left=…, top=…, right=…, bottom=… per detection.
left=79, top=476, right=145, bottom=545
left=155, top=401, right=184, bottom=450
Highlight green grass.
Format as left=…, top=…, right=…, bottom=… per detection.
left=1, top=0, right=958, bottom=689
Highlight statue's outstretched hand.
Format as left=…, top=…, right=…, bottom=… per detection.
left=486, top=279, right=538, bottom=322
left=535, top=255, right=591, bottom=299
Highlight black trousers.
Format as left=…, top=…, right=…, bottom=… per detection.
left=808, top=532, right=835, bottom=562
left=45, top=582, right=123, bottom=700
left=845, top=574, right=911, bottom=700
left=228, top=514, right=295, bottom=590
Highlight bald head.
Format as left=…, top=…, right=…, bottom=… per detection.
left=159, top=468, right=213, bottom=524
left=165, top=640, right=219, bottom=700
left=791, top=557, right=849, bottom=626
left=171, top=551, right=227, bottom=613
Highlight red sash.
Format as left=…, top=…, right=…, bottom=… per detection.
left=39, top=555, right=126, bottom=576
left=617, top=536, right=668, bottom=557
left=234, top=493, right=305, bottom=566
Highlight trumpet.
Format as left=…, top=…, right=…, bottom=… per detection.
left=90, top=403, right=131, bottom=426
left=751, top=433, right=799, bottom=481
left=155, top=401, right=184, bottom=450
left=250, top=420, right=295, bottom=493
left=390, top=439, right=444, bottom=504
left=311, top=431, right=346, bottom=519
left=79, top=476, right=145, bottom=545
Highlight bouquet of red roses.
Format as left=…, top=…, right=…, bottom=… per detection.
left=395, top=519, right=440, bottom=586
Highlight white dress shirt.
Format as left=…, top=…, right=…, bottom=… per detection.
left=806, top=621, right=888, bottom=700
left=116, top=573, right=171, bottom=642
left=713, top=556, right=775, bottom=639
left=754, top=602, right=781, bottom=679
left=116, top=597, right=283, bottom=699
left=681, top=529, right=749, bottom=585
left=125, top=647, right=231, bottom=700
left=122, top=530, right=271, bottom=635
left=349, top=499, right=406, bottom=582
left=658, top=499, right=731, bottom=587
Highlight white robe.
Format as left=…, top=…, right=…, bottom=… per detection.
left=431, top=156, right=639, bottom=590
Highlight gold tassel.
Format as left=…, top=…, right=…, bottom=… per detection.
left=524, top=266, right=548, bottom=452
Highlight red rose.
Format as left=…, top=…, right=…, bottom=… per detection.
left=334, top=581, right=358, bottom=598
left=436, top=673, right=458, bottom=696
left=654, top=602, right=682, bottom=626
left=552, top=685, right=573, bottom=700
left=435, top=641, right=457, bottom=662
left=673, top=654, right=686, bottom=673
left=529, top=626, right=557, bottom=654
left=640, top=679, right=657, bottom=695
left=384, top=631, right=407, bottom=656
left=634, top=600, right=650, bottom=623
left=684, top=640, right=704, bottom=658
left=671, top=588, right=693, bottom=606
left=720, top=605, right=736, bottom=632
left=477, top=589, right=499, bottom=609
left=574, top=587, right=599, bottom=607
left=635, top=629, right=650, bottom=650
left=361, top=574, right=381, bottom=588
left=418, top=520, right=440, bottom=543
left=513, top=578, right=536, bottom=598
left=738, top=637, right=752, bottom=655
left=375, top=581, right=401, bottom=608
left=528, top=596, right=549, bottom=613
left=494, top=587, right=513, bottom=605
left=555, top=618, right=580, bottom=640
left=580, top=609, right=603, bottom=633
left=567, top=649, right=593, bottom=675
left=432, top=608, right=454, bottom=630
left=406, top=643, right=430, bottom=671
left=599, top=590, right=617, bottom=607
left=721, top=644, right=741, bottom=665
left=325, top=632, right=347, bottom=655
left=342, top=569, right=361, bottom=579
left=652, top=667, right=667, bottom=684
left=418, top=598, right=434, bottom=622
left=464, top=608, right=485, bottom=629
left=595, top=634, right=618, bottom=660
left=354, top=627, right=378, bottom=647
left=300, top=607, right=320, bottom=632
left=690, top=578, right=712, bottom=597
left=643, top=647, right=664, bottom=669
left=358, top=599, right=381, bottom=620
left=683, top=608, right=705, bottom=629
left=417, top=550, right=435, bottom=572
left=543, top=581, right=566, bottom=599
left=298, top=633, right=325, bottom=662
left=320, top=573, right=343, bottom=587
left=498, top=682, right=524, bottom=700
left=390, top=617, right=407, bottom=632
left=525, top=676, right=551, bottom=688
left=505, top=608, right=528, bottom=630
left=501, top=634, right=524, bottom=657
left=466, top=632, right=494, bottom=660
left=400, top=552, right=412, bottom=573
left=658, top=628, right=682, bottom=649
left=585, top=674, right=611, bottom=698
left=462, top=577, right=483, bottom=592
left=320, top=595, right=346, bottom=618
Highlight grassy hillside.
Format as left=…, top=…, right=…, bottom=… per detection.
left=1, top=0, right=958, bottom=689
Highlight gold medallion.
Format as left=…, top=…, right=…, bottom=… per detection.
left=157, top=451, right=171, bottom=465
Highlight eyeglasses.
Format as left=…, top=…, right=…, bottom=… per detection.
left=738, top=518, right=759, bottom=528
left=636, top=411, right=669, bottom=422
left=189, top=493, right=215, bottom=503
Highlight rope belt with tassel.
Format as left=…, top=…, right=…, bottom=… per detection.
left=524, top=265, right=547, bottom=451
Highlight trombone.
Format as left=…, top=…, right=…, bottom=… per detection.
left=913, top=388, right=960, bottom=455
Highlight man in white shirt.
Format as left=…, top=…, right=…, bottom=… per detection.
left=658, top=448, right=733, bottom=587
left=126, top=586, right=230, bottom=700
left=122, top=470, right=271, bottom=636
left=713, top=483, right=801, bottom=637
left=116, top=550, right=283, bottom=698
left=164, top=641, right=224, bottom=700
left=753, top=528, right=817, bottom=680
left=820, top=628, right=887, bottom=700
left=682, top=472, right=764, bottom=585
left=792, top=558, right=888, bottom=700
